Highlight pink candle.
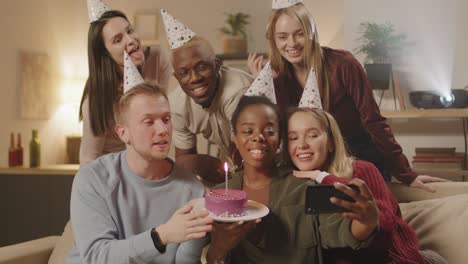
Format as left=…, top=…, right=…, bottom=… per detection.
left=224, top=162, right=228, bottom=193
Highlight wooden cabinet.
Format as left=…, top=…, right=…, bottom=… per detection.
left=382, top=109, right=468, bottom=181
left=0, top=165, right=77, bottom=246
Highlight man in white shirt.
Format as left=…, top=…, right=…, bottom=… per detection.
left=169, top=37, right=253, bottom=185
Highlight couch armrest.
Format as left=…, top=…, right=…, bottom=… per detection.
left=0, top=236, right=59, bottom=264
left=388, top=182, right=468, bottom=203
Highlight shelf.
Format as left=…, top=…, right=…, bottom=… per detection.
left=381, top=108, right=468, bottom=119
left=0, top=164, right=78, bottom=176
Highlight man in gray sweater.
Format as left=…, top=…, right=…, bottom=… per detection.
left=67, top=81, right=213, bottom=264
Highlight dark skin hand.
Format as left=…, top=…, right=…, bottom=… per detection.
left=175, top=144, right=241, bottom=187
left=331, top=179, right=379, bottom=240
left=175, top=147, right=225, bottom=186
left=206, top=219, right=261, bottom=264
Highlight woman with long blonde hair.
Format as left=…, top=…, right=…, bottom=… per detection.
left=287, top=107, right=446, bottom=264
left=248, top=1, right=447, bottom=191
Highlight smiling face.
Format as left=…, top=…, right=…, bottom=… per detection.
left=274, top=13, right=306, bottom=66
left=117, top=93, right=172, bottom=161
left=102, top=16, right=144, bottom=66
left=233, top=104, right=280, bottom=170
left=172, top=43, right=220, bottom=107
left=287, top=111, right=331, bottom=171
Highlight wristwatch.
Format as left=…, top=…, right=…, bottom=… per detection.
left=151, top=227, right=166, bottom=253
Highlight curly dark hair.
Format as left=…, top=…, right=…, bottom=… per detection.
left=230, top=95, right=283, bottom=138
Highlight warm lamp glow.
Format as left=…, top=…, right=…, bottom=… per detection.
left=60, top=78, right=85, bottom=104
left=49, top=77, right=86, bottom=135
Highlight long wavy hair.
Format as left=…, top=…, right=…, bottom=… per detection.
left=79, top=10, right=128, bottom=136
left=266, top=3, right=330, bottom=111
left=286, top=107, right=354, bottom=178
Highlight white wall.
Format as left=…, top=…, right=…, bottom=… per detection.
left=344, top=0, right=467, bottom=160
left=452, top=0, right=468, bottom=89
left=0, top=0, right=89, bottom=167
left=304, top=0, right=344, bottom=48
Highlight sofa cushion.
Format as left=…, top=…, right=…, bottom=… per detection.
left=400, top=194, right=468, bottom=264
left=388, top=182, right=468, bottom=203
left=48, top=221, right=74, bottom=264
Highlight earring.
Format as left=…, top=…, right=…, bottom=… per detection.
left=233, top=160, right=244, bottom=172
left=276, top=141, right=283, bottom=154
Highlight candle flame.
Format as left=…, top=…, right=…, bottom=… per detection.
left=224, top=162, right=228, bottom=172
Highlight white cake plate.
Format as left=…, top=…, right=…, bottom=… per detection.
left=191, top=198, right=269, bottom=223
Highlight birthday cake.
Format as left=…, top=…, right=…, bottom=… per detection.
left=205, top=189, right=248, bottom=217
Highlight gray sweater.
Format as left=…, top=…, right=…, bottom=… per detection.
left=67, top=151, right=206, bottom=264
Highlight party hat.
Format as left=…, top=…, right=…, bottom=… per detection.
left=160, top=9, right=195, bottom=49
left=244, top=62, right=276, bottom=104
left=298, top=67, right=322, bottom=109
left=309, top=15, right=316, bottom=37
left=123, top=51, right=144, bottom=93
left=272, top=0, right=303, bottom=9
left=87, top=0, right=110, bottom=23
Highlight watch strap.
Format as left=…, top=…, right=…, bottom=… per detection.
left=151, top=227, right=167, bottom=253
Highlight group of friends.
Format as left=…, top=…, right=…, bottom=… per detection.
left=68, top=0, right=449, bottom=263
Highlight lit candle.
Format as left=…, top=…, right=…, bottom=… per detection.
left=224, top=162, right=228, bottom=193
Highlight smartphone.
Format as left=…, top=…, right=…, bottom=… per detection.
left=305, top=184, right=360, bottom=214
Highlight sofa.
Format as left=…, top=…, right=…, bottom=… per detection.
left=0, top=182, right=467, bottom=264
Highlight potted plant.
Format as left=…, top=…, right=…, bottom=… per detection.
left=219, top=12, right=250, bottom=55
left=354, top=22, right=408, bottom=90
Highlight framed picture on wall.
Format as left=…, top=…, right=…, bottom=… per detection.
left=133, top=13, right=159, bottom=45
left=18, top=52, right=54, bottom=119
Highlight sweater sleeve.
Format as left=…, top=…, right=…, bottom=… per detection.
left=70, top=167, right=160, bottom=263
left=318, top=214, right=373, bottom=250
left=339, top=54, right=417, bottom=184
left=79, top=97, right=105, bottom=167
left=175, top=238, right=208, bottom=263
left=321, top=161, right=398, bottom=251
left=175, top=180, right=208, bottom=263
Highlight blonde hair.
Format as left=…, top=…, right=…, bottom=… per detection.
left=266, top=3, right=330, bottom=110
left=170, top=36, right=216, bottom=66
left=287, top=107, right=354, bottom=178
left=114, top=81, right=167, bottom=124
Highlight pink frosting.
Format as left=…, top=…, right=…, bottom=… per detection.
left=205, top=189, right=247, bottom=216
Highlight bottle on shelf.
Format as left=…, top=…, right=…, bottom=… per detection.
left=29, top=129, right=41, bottom=168
left=16, top=133, right=23, bottom=166
left=8, top=132, right=17, bottom=167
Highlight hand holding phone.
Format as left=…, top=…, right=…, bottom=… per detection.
left=305, top=184, right=360, bottom=214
